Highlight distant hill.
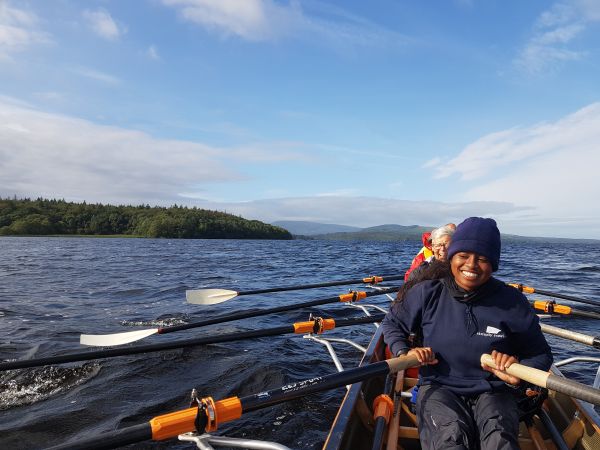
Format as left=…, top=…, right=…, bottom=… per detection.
left=310, top=224, right=434, bottom=242
left=271, top=220, right=361, bottom=235
left=275, top=220, right=599, bottom=243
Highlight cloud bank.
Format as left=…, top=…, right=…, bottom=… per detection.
left=429, top=102, right=600, bottom=237
left=0, top=99, right=237, bottom=205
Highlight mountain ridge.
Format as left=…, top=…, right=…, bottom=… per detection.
left=271, top=220, right=600, bottom=243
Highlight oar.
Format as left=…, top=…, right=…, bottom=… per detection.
left=48, top=353, right=420, bottom=450
left=186, top=274, right=404, bottom=305
left=481, top=353, right=600, bottom=406
left=371, top=375, right=395, bottom=450
left=1, top=315, right=384, bottom=371
left=531, top=300, right=600, bottom=319
left=509, top=283, right=600, bottom=308
left=80, top=287, right=398, bottom=347
left=540, top=323, right=600, bottom=350
left=385, top=369, right=405, bottom=450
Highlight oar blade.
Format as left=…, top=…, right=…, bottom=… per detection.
left=80, top=328, right=159, bottom=347
left=185, top=289, right=238, bottom=305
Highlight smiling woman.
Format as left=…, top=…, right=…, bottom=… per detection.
left=381, top=217, right=553, bottom=450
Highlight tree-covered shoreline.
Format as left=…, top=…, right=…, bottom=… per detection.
left=0, top=198, right=292, bottom=240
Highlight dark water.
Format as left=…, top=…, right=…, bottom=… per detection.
left=0, top=237, right=599, bottom=449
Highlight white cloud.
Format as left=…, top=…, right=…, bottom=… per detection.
left=83, top=8, right=124, bottom=41
left=422, top=156, right=441, bottom=169
left=432, top=103, right=600, bottom=181
left=161, top=0, right=409, bottom=48
left=163, top=0, right=272, bottom=41
left=514, top=1, right=600, bottom=74
left=429, top=103, right=600, bottom=237
left=0, top=1, right=50, bottom=60
left=147, top=45, right=160, bottom=60
left=0, top=99, right=239, bottom=205
left=71, top=66, right=121, bottom=85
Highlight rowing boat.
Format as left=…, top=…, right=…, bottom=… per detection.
left=322, top=323, right=600, bottom=450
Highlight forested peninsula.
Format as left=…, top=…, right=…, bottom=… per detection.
left=0, top=198, right=292, bottom=240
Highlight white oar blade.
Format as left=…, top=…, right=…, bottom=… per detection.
left=80, top=328, right=159, bottom=347
left=186, top=289, right=238, bottom=305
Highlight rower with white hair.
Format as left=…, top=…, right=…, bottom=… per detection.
left=405, top=223, right=455, bottom=282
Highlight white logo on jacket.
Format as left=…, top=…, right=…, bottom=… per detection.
left=476, top=325, right=506, bottom=338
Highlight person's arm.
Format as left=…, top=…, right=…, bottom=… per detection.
left=513, top=309, right=553, bottom=371
left=381, top=285, right=425, bottom=357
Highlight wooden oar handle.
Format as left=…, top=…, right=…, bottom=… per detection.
left=481, top=354, right=600, bottom=406
left=386, top=353, right=420, bottom=373
left=480, top=354, right=550, bottom=387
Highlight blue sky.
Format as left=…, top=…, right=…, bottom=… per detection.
left=1, top=0, right=600, bottom=238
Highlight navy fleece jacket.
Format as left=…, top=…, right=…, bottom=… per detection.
left=382, top=277, right=553, bottom=396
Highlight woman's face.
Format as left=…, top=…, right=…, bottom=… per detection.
left=450, top=251, right=492, bottom=291
left=431, top=235, right=451, bottom=261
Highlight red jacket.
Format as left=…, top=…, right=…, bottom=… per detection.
left=404, top=232, right=433, bottom=281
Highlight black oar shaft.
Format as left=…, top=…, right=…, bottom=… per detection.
left=510, top=283, right=600, bottom=308
left=569, top=308, right=600, bottom=320
left=533, top=289, right=600, bottom=308
left=0, top=316, right=384, bottom=371
left=161, top=287, right=397, bottom=334
left=234, top=274, right=404, bottom=296
left=241, top=360, right=391, bottom=412
left=546, top=374, right=600, bottom=405
left=47, top=355, right=419, bottom=450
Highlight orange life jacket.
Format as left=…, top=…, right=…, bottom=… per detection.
left=404, top=232, right=433, bottom=281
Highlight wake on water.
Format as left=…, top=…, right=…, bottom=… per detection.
left=0, top=363, right=100, bottom=410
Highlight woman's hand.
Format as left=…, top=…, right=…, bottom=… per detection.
left=481, top=349, right=521, bottom=386
left=407, top=347, right=438, bottom=365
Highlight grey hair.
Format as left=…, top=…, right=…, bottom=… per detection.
left=430, top=224, right=455, bottom=242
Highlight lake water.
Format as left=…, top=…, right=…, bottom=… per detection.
left=0, top=237, right=599, bottom=449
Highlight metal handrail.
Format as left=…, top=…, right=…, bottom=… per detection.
left=179, top=433, right=292, bottom=450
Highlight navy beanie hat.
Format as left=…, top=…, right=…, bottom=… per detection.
left=447, top=217, right=501, bottom=271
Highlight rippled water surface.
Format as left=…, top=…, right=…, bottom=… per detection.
left=0, top=237, right=599, bottom=449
